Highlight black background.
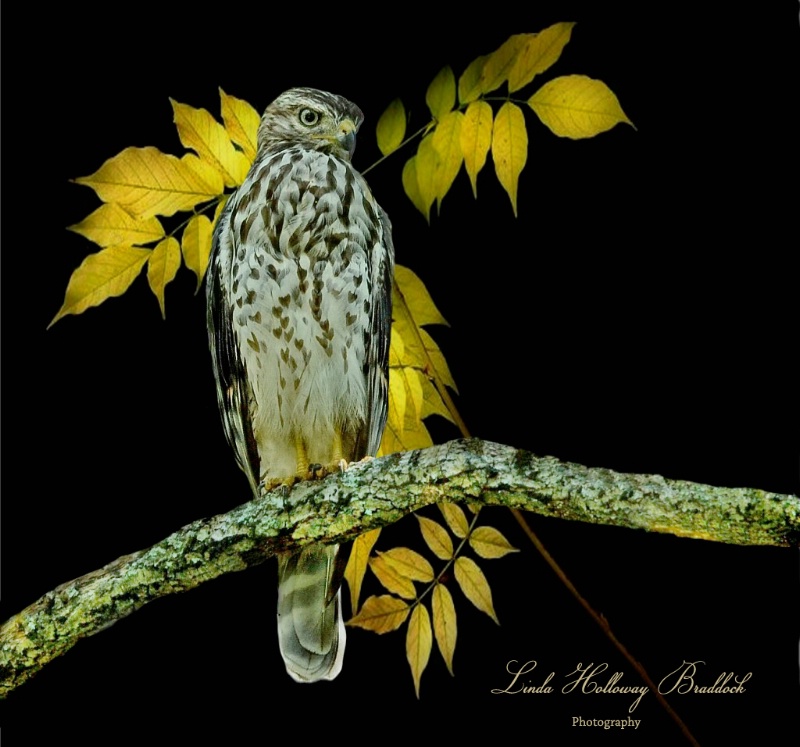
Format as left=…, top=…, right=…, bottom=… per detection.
left=2, top=2, right=798, bottom=743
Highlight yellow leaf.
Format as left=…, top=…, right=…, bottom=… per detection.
left=492, top=102, right=528, bottom=216
left=419, top=375, right=455, bottom=423
left=469, top=526, right=520, bottom=559
left=480, top=34, right=528, bottom=93
left=171, top=99, right=250, bottom=187
left=454, top=557, right=499, bottom=624
left=426, top=66, right=456, bottom=120
left=431, top=110, right=464, bottom=207
left=68, top=203, right=164, bottom=248
left=413, top=135, right=439, bottom=222
left=388, top=328, right=405, bottom=368
left=432, top=583, right=457, bottom=674
left=75, top=147, right=224, bottom=219
left=402, top=368, right=425, bottom=430
left=460, top=100, right=493, bottom=199
left=439, top=503, right=469, bottom=539
left=458, top=55, right=488, bottom=104
left=211, top=195, right=229, bottom=230
left=49, top=246, right=151, bottom=327
left=344, top=528, right=381, bottom=615
left=419, top=328, right=457, bottom=392
left=219, top=88, right=260, bottom=162
left=379, top=412, right=433, bottom=456
left=394, top=265, right=448, bottom=327
left=390, top=275, right=438, bottom=391
left=380, top=548, right=434, bottom=583
left=370, top=555, right=417, bottom=600
left=387, top=367, right=407, bottom=434
left=528, top=75, right=634, bottom=139
left=376, top=98, right=406, bottom=156
left=385, top=267, right=458, bottom=451
left=181, top=214, right=213, bottom=292
left=406, top=604, right=432, bottom=698
left=416, top=515, right=453, bottom=560
left=508, top=22, right=576, bottom=92
left=347, top=595, right=410, bottom=633
left=401, top=156, right=428, bottom=219
left=147, top=237, right=181, bottom=318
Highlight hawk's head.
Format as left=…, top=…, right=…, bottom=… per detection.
left=257, top=87, right=364, bottom=160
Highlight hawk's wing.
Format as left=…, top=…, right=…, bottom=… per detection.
left=364, top=206, right=395, bottom=457
left=206, top=198, right=261, bottom=496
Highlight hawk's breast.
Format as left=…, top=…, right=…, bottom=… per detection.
left=225, top=147, right=382, bottom=476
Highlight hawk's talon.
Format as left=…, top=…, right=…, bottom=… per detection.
left=263, top=475, right=299, bottom=493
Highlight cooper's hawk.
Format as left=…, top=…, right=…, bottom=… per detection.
left=207, top=88, right=393, bottom=682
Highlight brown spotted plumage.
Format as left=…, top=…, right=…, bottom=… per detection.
left=207, top=88, right=393, bottom=682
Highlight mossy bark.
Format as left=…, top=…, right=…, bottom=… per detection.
left=2, top=438, right=798, bottom=696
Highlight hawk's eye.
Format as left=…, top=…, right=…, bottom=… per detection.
left=299, top=108, right=320, bottom=127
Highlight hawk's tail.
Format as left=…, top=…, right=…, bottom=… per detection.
left=277, top=544, right=345, bottom=682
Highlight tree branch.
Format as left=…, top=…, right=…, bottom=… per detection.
left=2, top=438, right=798, bottom=696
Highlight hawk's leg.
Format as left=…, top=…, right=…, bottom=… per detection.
left=321, top=430, right=348, bottom=477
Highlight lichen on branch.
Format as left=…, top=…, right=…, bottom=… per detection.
left=2, top=438, right=798, bottom=697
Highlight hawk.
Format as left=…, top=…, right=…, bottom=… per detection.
left=206, top=88, right=394, bottom=682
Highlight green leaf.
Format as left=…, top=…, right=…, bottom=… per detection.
left=431, top=110, right=464, bottom=208
left=413, top=134, right=439, bottom=222
left=402, top=156, right=428, bottom=218
left=376, top=98, right=406, bottom=156
left=426, top=66, right=456, bottom=120
left=458, top=55, right=488, bottom=104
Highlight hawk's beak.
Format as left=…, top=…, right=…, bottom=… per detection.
left=337, top=119, right=357, bottom=158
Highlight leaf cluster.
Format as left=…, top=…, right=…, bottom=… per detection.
left=344, top=504, right=518, bottom=697
left=53, top=91, right=258, bottom=325
left=375, top=23, right=633, bottom=217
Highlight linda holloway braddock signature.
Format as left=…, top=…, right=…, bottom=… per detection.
left=491, top=660, right=753, bottom=713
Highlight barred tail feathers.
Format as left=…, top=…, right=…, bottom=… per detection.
left=277, top=544, right=345, bottom=682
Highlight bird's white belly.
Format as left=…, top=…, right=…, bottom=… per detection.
left=234, top=227, right=372, bottom=478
